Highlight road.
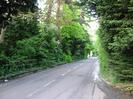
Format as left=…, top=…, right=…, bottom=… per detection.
left=0, top=58, right=132, bottom=99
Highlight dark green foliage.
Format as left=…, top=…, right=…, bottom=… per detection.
left=0, top=0, right=37, bottom=28
left=0, top=2, right=93, bottom=79
left=15, top=27, right=63, bottom=63
left=82, top=0, right=133, bottom=82
left=0, top=27, right=63, bottom=78
left=0, top=13, right=39, bottom=57
left=0, top=21, right=91, bottom=78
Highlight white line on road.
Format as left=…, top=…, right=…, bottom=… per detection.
left=61, top=63, right=84, bottom=76
left=27, top=89, right=40, bottom=97
left=43, top=80, right=55, bottom=87
left=61, top=69, right=71, bottom=76
left=73, top=66, right=79, bottom=70
left=61, top=73, right=65, bottom=76
left=73, top=63, right=83, bottom=70
left=27, top=80, right=56, bottom=97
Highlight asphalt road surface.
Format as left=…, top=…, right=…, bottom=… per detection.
left=0, top=57, right=132, bottom=99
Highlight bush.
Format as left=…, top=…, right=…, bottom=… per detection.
left=0, top=13, right=39, bottom=57
left=63, top=54, right=72, bottom=63
left=93, top=0, right=133, bottom=82
left=61, top=22, right=92, bottom=59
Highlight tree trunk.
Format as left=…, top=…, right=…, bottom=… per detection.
left=45, top=0, right=54, bottom=23
left=65, top=0, right=72, bottom=4
left=0, top=27, right=6, bottom=43
left=56, top=0, right=62, bottom=41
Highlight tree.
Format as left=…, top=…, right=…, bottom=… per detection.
left=65, top=0, right=72, bottom=4
left=80, top=0, right=133, bottom=81
left=45, top=0, right=54, bottom=23
left=61, top=22, right=91, bottom=59
left=1, top=13, right=39, bottom=56
left=0, top=0, right=37, bottom=43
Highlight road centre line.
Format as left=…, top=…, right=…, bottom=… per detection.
left=43, top=80, right=55, bottom=87
left=61, top=63, right=84, bottom=76
left=61, top=69, right=72, bottom=76
left=27, top=80, right=56, bottom=97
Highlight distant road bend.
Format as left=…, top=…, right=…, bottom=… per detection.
left=0, top=57, right=132, bottom=99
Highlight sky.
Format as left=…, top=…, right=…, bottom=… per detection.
left=83, top=17, right=99, bottom=42
left=88, top=20, right=99, bottom=41
left=37, top=0, right=46, bottom=9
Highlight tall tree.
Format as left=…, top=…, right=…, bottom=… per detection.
left=0, top=0, right=37, bottom=43
left=80, top=0, right=133, bottom=81
left=65, top=0, right=72, bottom=4
left=56, top=0, right=62, bottom=28
left=45, top=0, right=54, bottom=23
left=56, top=0, right=63, bottom=41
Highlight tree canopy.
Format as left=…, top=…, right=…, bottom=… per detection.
left=0, top=0, right=37, bottom=28
left=80, top=0, right=133, bottom=82
left=0, top=0, right=93, bottom=79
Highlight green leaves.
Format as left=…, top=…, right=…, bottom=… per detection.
left=0, top=1, right=93, bottom=79
left=82, top=0, right=133, bottom=82
left=61, top=23, right=85, bottom=39
left=0, top=13, right=39, bottom=56
left=61, top=23, right=92, bottom=59
left=0, top=0, right=37, bottom=28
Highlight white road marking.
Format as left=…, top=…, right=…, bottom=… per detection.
left=27, top=80, right=56, bottom=97
left=4, top=79, right=8, bottom=82
left=61, top=73, right=65, bottom=76
left=43, top=80, right=55, bottom=87
left=73, top=66, right=79, bottom=70
left=61, top=69, right=71, bottom=76
left=27, top=89, right=40, bottom=97
left=73, top=63, right=83, bottom=70
left=61, top=63, right=83, bottom=76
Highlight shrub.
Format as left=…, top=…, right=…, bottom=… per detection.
left=61, top=22, right=92, bottom=59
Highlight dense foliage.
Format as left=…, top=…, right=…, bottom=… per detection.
left=0, top=13, right=40, bottom=78
left=80, top=0, right=133, bottom=82
left=61, top=22, right=91, bottom=60
left=0, top=0, right=37, bottom=28
left=0, top=2, right=92, bottom=79
left=1, top=13, right=39, bottom=56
